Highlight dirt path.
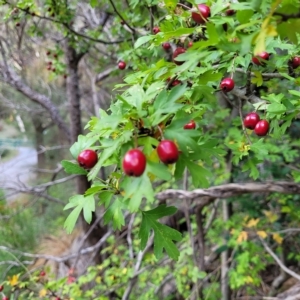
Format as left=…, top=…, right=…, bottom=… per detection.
left=0, top=147, right=37, bottom=201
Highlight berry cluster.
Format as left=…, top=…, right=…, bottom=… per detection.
left=243, top=112, right=269, bottom=136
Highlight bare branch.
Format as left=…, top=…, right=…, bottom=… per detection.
left=0, top=61, right=71, bottom=141
left=259, top=236, right=300, bottom=282
left=0, top=230, right=112, bottom=263
left=156, top=181, right=300, bottom=204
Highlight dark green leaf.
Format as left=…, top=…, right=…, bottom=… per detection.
left=139, top=205, right=182, bottom=260
left=61, top=160, right=88, bottom=175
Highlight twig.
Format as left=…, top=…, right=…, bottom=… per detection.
left=127, top=213, right=136, bottom=260
left=0, top=230, right=112, bottom=263
left=122, top=235, right=154, bottom=300
left=259, top=236, right=300, bottom=281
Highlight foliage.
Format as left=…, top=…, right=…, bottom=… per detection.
left=2, top=0, right=300, bottom=298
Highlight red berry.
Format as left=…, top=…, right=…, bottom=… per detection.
left=162, top=42, right=171, bottom=50
left=2, top=297, right=9, bottom=300
left=47, top=61, right=52, bottom=65
left=252, top=52, right=270, bottom=65
left=191, top=4, right=211, bottom=24
left=15, top=23, right=20, bottom=27
left=254, top=120, right=269, bottom=136
left=184, top=120, right=196, bottom=130
left=46, top=51, right=51, bottom=56
left=63, top=74, right=67, bottom=79
left=118, top=61, right=126, bottom=70
left=55, top=298, right=61, bottom=300
left=188, top=41, right=193, bottom=48
left=157, top=140, right=179, bottom=164
left=53, top=54, right=58, bottom=59
left=77, top=149, right=98, bottom=169
left=171, top=79, right=182, bottom=86
left=226, top=9, right=235, bottom=16
left=122, top=149, right=146, bottom=177
left=292, top=56, right=300, bottom=69
left=220, top=78, right=235, bottom=92
left=153, top=26, right=160, bottom=34
left=47, top=66, right=51, bottom=70
left=243, top=112, right=260, bottom=130
left=52, top=68, right=56, bottom=72
left=40, top=271, right=46, bottom=276
left=0, top=286, right=3, bottom=292
left=172, top=47, right=186, bottom=65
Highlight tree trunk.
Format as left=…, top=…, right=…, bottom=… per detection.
left=65, top=41, right=106, bottom=259
left=32, top=115, right=47, bottom=170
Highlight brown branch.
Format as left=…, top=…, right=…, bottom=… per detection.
left=95, top=66, right=118, bottom=83
left=0, top=230, right=112, bottom=263
left=259, top=236, right=300, bottom=281
left=108, top=0, right=136, bottom=34
left=156, top=181, right=300, bottom=204
left=235, top=68, right=286, bottom=79
left=0, top=63, right=71, bottom=142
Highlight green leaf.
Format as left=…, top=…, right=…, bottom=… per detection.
left=90, top=0, right=97, bottom=7
left=147, top=161, right=172, bottom=180
left=267, top=103, right=286, bottom=114
left=134, top=35, right=154, bottom=49
left=99, top=190, right=114, bottom=208
left=83, top=195, right=95, bottom=224
left=185, top=160, right=210, bottom=188
left=70, top=135, right=98, bottom=159
left=139, top=205, right=182, bottom=260
left=122, top=174, right=154, bottom=212
left=64, top=205, right=82, bottom=234
left=236, top=10, right=254, bottom=24
left=198, top=70, right=223, bottom=85
left=103, top=198, right=126, bottom=230
left=61, top=160, right=88, bottom=175
left=151, top=84, right=186, bottom=126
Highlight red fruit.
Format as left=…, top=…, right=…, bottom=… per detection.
left=162, top=42, right=171, bottom=50
left=47, top=61, right=52, bottom=65
left=188, top=41, right=193, bottom=48
left=0, top=286, right=3, bottom=292
left=172, top=47, right=186, bottom=65
left=157, top=140, right=179, bottom=164
left=15, top=23, right=20, bottom=27
left=220, top=78, right=235, bottom=92
left=123, top=149, right=146, bottom=177
left=252, top=51, right=270, bottom=65
left=226, top=9, right=235, bottom=16
left=243, top=112, right=260, bottom=130
left=40, top=271, right=46, bottom=277
left=254, top=120, right=269, bottom=136
left=118, top=61, right=126, bottom=70
left=63, top=74, right=67, bottom=79
left=52, top=68, right=56, bottom=72
left=2, top=297, right=9, bottom=300
left=55, top=298, right=61, bottom=300
left=77, top=149, right=98, bottom=169
left=292, top=56, right=300, bottom=69
left=171, top=79, right=182, bottom=86
left=153, top=26, right=160, bottom=34
left=47, top=66, right=51, bottom=70
left=184, top=120, right=196, bottom=130
left=46, top=51, right=51, bottom=56
left=191, top=4, right=211, bottom=24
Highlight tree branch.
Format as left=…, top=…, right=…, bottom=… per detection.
left=0, top=63, right=71, bottom=142
left=156, top=181, right=300, bottom=204
left=259, top=236, right=300, bottom=282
